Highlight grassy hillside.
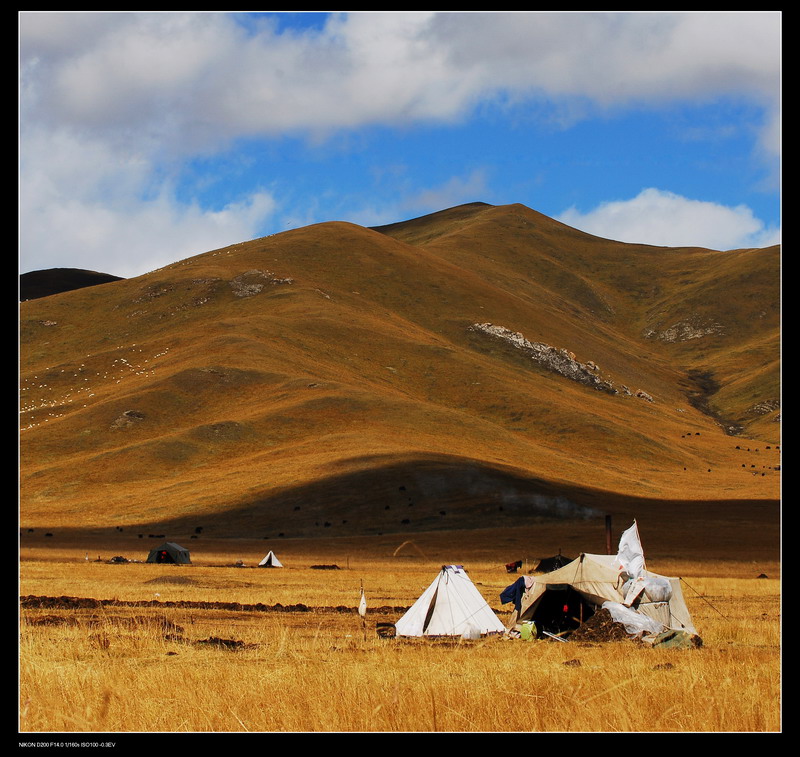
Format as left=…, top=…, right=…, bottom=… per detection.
left=19, top=203, right=780, bottom=539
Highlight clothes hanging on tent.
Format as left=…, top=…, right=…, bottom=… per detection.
left=500, top=575, right=535, bottom=612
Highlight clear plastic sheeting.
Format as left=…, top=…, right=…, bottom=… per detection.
left=643, top=576, right=673, bottom=602
left=622, top=578, right=646, bottom=606
left=602, top=601, right=665, bottom=636
left=622, top=575, right=673, bottom=606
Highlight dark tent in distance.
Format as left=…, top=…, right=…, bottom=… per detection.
left=533, top=553, right=573, bottom=573
left=146, top=542, right=191, bottom=564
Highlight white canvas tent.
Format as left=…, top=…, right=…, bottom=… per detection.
left=258, top=550, right=284, bottom=568
left=507, top=521, right=697, bottom=639
left=395, top=565, right=506, bottom=638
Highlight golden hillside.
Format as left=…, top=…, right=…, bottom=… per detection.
left=19, top=202, right=780, bottom=539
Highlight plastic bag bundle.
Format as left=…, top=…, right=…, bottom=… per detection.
left=602, top=601, right=664, bottom=636
left=642, top=577, right=672, bottom=603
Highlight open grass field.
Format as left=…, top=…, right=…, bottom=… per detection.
left=19, top=519, right=781, bottom=734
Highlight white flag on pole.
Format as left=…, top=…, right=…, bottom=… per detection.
left=616, top=520, right=645, bottom=580
left=358, top=587, right=367, bottom=618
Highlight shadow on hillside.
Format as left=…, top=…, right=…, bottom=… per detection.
left=24, top=454, right=780, bottom=552
left=152, top=454, right=606, bottom=539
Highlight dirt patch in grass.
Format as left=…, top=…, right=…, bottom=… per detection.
left=20, top=594, right=408, bottom=615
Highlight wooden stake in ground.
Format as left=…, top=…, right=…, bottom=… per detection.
left=358, top=580, right=367, bottom=640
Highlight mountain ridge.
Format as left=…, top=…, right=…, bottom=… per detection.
left=20, top=267, right=124, bottom=301
left=19, top=202, right=780, bottom=538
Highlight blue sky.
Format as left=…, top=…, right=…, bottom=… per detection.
left=19, top=11, right=781, bottom=278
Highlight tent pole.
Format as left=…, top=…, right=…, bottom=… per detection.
left=605, top=514, right=613, bottom=555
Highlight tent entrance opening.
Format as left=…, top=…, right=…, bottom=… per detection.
left=532, top=585, right=595, bottom=637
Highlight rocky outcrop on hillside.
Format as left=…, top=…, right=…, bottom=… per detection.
left=748, top=399, right=780, bottom=416
left=468, top=323, right=618, bottom=395
left=642, top=315, right=724, bottom=342
left=110, top=409, right=146, bottom=429
left=124, top=269, right=295, bottom=317
left=230, top=270, right=294, bottom=297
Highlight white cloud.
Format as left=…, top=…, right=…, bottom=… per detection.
left=430, top=12, right=779, bottom=102
left=20, top=127, right=277, bottom=278
left=301, top=169, right=491, bottom=230
left=21, top=11, right=781, bottom=153
left=20, top=183, right=277, bottom=279
left=19, top=11, right=781, bottom=275
left=558, top=188, right=780, bottom=250
left=401, top=170, right=490, bottom=215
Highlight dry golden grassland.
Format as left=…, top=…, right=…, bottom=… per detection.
left=19, top=532, right=780, bottom=734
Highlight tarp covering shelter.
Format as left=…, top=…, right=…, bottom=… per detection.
left=395, top=565, right=506, bottom=638
left=146, top=542, right=191, bottom=565
left=506, top=551, right=696, bottom=637
left=258, top=550, right=284, bottom=568
left=503, top=523, right=697, bottom=639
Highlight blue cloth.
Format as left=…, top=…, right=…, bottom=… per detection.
left=500, top=577, right=526, bottom=612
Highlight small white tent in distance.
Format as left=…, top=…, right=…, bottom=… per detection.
left=395, top=564, right=506, bottom=638
left=258, top=550, right=284, bottom=568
